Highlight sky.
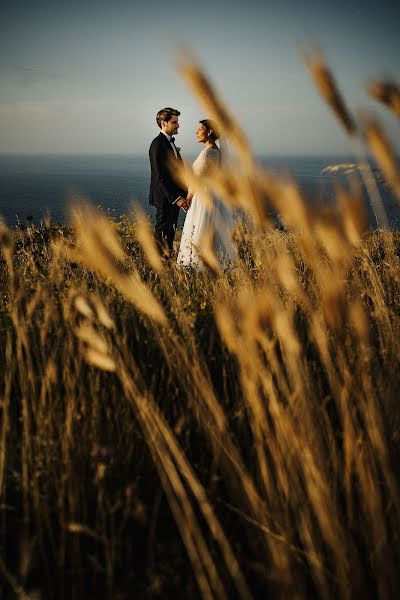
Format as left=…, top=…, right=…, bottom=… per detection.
left=0, top=0, right=399, bottom=156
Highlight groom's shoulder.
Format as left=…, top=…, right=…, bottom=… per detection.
left=150, top=132, right=164, bottom=148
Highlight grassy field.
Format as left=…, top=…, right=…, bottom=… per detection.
left=1, top=57, right=400, bottom=599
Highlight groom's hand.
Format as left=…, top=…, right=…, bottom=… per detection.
left=177, top=197, right=189, bottom=212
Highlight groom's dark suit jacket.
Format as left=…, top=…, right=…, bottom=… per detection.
left=148, top=132, right=187, bottom=207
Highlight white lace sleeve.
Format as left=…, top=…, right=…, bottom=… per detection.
left=193, top=148, right=220, bottom=176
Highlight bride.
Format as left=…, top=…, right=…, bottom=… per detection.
left=177, top=119, right=235, bottom=268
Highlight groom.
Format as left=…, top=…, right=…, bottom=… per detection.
left=149, top=107, right=188, bottom=254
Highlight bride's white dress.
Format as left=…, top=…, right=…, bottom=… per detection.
left=177, top=147, right=235, bottom=268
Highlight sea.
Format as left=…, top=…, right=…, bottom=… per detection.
left=0, top=154, right=399, bottom=229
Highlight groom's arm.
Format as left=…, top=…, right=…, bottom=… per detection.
left=150, top=141, right=187, bottom=204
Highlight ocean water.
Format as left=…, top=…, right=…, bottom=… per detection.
left=0, top=153, right=398, bottom=228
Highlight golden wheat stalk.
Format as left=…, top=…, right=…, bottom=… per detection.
left=0, top=554, right=33, bottom=600
left=177, top=51, right=254, bottom=166
left=132, top=205, right=164, bottom=274
left=336, top=181, right=366, bottom=247
left=196, top=227, right=222, bottom=277
left=367, top=79, right=400, bottom=118
left=115, top=349, right=252, bottom=599
left=0, top=220, right=14, bottom=282
left=303, top=49, right=356, bottom=135
left=68, top=200, right=167, bottom=324
left=144, top=397, right=252, bottom=599
left=363, top=117, right=400, bottom=199
left=72, top=292, right=114, bottom=330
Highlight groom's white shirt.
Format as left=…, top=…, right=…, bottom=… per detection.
left=161, top=131, right=181, bottom=204
left=161, top=131, right=178, bottom=159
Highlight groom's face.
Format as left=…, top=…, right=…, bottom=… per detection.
left=163, top=116, right=179, bottom=136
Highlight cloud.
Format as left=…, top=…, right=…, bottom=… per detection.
left=0, top=64, right=63, bottom=87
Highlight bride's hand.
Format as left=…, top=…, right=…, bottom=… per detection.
left=177, top=197, right=188, bottom=211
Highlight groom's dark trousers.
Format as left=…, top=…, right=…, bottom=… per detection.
left=149, top=132, right=187, bottom=252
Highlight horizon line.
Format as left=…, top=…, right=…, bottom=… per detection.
left=0, top=151, right=359, bottom=158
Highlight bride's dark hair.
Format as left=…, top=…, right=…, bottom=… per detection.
left=199, top=119, right=220, bottom=141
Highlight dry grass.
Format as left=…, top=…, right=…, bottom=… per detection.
left=1, top=55, right=400, bottom=599
left=367, top=78, right=400, bottom=119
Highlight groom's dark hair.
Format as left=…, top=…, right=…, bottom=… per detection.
left=156, top=107, right=181, bottom=129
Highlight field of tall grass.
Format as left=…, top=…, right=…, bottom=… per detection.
left=1, top=54, right=400, bottom=599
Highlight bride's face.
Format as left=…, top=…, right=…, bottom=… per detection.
left=196, top=123, right=209, bottom=143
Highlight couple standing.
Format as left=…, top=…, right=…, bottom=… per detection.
left=148, top=107, right=235, bottom=268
